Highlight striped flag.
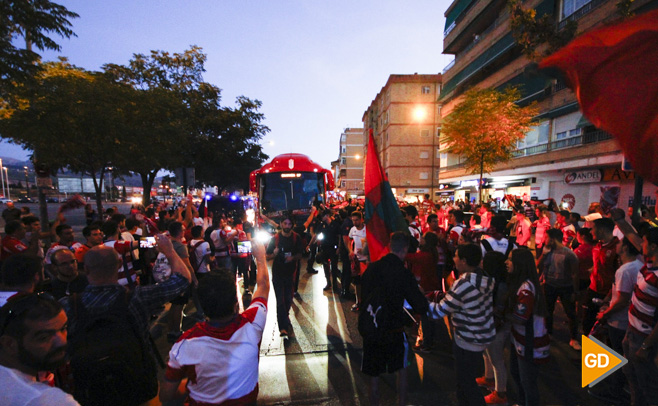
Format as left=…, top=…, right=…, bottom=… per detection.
left=364, top=129, right=408, bottom=262
left=540, top=9, right=658, bottom=184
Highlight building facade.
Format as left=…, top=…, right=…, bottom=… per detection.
left=335, top=127, right=365, bottom=196
left=362, top=74, right=442, bottom=200
left=439, top=0, right=657, bottom=213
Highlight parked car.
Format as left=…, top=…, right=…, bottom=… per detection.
left=46, top=197, right=59, bottom=203
left=16, top=197, right=34, bottom=203
left=0, top=198, right=12, bottom=204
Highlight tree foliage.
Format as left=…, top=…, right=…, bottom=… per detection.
left=0, top=0, right=78, bottom=92
left=441, top=87, right=538, bottom=201
left=103, top=46, right=269, bottom=200
left=0, top=59, right=133, bottom=213
left=508, top=0, right=577, bottom=60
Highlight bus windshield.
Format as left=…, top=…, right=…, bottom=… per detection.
left=260, top=172, right=324, bottom=214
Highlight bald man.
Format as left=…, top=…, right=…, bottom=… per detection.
left=60, top=235, right=191, bottom=405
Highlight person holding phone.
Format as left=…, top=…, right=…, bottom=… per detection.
left=266, top=216, right=303, bottom=337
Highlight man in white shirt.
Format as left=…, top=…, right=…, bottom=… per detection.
left=0, top=293, right=80, bottom=405
left=347, top=211, right=367, bottom=312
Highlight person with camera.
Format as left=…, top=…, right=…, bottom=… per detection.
left=266, top=216, right=304, bottom=337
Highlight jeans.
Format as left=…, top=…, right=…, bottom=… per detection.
left=484, top=322, right=512, bottom=392
left=272, top=272, right=294, bottom=331
left=322, top=249, right=339, bottom=288
left=543, top=284, right=578, bottom=339
left=622, top=328, right=658, bottom=406
left=583, top=288, right=606, bottom=337
left=510, top=347, right=540, bottom=406
left=607, top=326, right=627, bottom=391
left=453, top=341, right=486, bottom=406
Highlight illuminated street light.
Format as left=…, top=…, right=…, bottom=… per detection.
left=413, top=106, right=427, bottom=121
left=354, top=154, right=361, bottom=160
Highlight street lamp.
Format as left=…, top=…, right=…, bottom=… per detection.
left=413, top=105, right=436, bottom=200
left=24, top=166, right=29, bottom=197
left=3, top=167, right=9, bottom=200
left=0, top=158, right=5, bottom=199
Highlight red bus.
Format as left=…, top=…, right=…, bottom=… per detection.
left=250, top=153, right=335, bottom=224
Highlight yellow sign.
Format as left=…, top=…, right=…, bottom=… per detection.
left=582, top=335, right=628, bottom=387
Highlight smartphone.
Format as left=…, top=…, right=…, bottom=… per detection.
left=237, top=241, right=252, bottom=254
left=140, top=236, right=156, bottom=248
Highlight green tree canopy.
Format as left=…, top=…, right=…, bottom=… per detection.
left=0, top=59, right=133, bottom=213
left=0, top=0, right=78, bottom=92
left=441, top=87, right=538, bottom=202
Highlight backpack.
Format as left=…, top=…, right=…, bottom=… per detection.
left=68, top=291, right=158, bottom=406
left=358, top=284, right=392, bottom=340
left=188, top=240, right=205, bottom=273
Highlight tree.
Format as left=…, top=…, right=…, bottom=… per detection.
left=0, top=0, right=78, bottom=93
left=441, top=87, right=538, bottom=203
left=0, top=59, right=133, bottom=214
left=103, top=47, right=269, bottom=200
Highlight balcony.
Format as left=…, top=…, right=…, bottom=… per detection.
left=557, top=0, right=608, bottom=30
left=513, top=130, right=614, bottom=157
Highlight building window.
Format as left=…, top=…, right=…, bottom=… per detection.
left=561, top=0, right=591, bottom=20
left=420, top=151, right=429, bottom=159
left=422, top=86, right=431, bottom=94
left=420, top=129, right=430, bottom=137
left=419, top=172, right=429, bottom=180
left=341, top=134, right=346, bottom=142
left=436, top=127, right=441, bottom=137
left=341, top=146, right=346, bottom=153
left=341, top=180, right=346, bottom=187
left=556, top=128, right=582, bottom=140
left=518, top=121, right=550, bottom=149
left=341, top=157, right=346, bottom=165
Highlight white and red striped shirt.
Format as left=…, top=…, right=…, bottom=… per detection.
left=628, top=264, right=658, bottom=336
left=511, top=280, right=550, bottom=363
left=166, top=297, right=268, bottom=405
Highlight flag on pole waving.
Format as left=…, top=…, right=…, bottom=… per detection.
left=364, top=129, right=408, bottom=262
left=539, top=9, right=658, bottom=184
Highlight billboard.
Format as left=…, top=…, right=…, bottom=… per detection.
left=58, top=177, right=96, bottom=193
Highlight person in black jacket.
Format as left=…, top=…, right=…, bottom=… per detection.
left=360, top=231, right=429, bottom=406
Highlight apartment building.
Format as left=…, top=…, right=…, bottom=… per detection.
left=335, top=127, right=365, bottom=196
left=362, top=74, right=442, bottom=200
left=439, top=0, right=657, bottom=213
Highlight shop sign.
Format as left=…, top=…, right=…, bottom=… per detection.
left=564, top=169, right=602, bottom=184
left=561, top=193, right=576, bottom=210
left=460, top=180, right=479, bottom=188
left=602, top=168, right=635, bottom=182
left=407, top=188, right=429, bottom=194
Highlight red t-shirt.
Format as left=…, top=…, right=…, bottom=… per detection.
left=1, top=236, right=28, bottom=261
left=589, top=237, right=620, bottom=294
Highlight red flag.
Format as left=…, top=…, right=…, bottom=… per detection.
left=539, top=10, right=658, bottom=184
left=58, top=194, right=87, bottom=213
left=364, top=129, right=407, bottom=262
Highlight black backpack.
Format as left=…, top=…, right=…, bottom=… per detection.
left=68, top=291, right=158, bottom=406
left=358, top=284, right=392, bottom=340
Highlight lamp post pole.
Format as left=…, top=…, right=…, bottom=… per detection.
left=4, top=168, right=10, bottom=200
left=0, top=158, right=5, bottom=198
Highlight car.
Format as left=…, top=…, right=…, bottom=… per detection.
left=0, top=198, right=12, bottom=204
left=16, top=197, right=34, bottom=203
left=46, top=197, right=59, bottom=203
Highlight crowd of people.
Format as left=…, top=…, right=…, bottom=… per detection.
left=1, top=190, right=657, bottom=406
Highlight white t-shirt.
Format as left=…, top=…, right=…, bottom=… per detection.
left=0, top=365, right=80, bottom=406
left=348, top=226, right=367, bottom=262
left=608, top=258, right=643, bottom=329
left=165, top=297, right=268, bottom=404
left=189, top=239, right=211, bottom=273
left=121, top=231, right=139, bottom=260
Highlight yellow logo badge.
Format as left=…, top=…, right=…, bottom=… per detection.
left=582, top=335, right=628, bottom=387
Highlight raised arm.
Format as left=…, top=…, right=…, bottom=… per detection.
left=155, top=233, right=191, bottom=283
left=251, top=239, right=270, bottom=301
